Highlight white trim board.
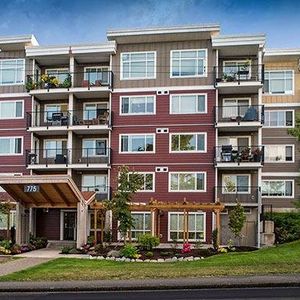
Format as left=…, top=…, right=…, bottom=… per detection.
left=113, top=85, right=215, bottom=93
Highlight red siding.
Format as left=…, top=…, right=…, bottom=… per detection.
left=36, top=208, right=61, bottom=240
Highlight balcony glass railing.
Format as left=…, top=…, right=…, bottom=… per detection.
left=215, top=186, right=259, bottom=204
left=215, top=145, right=264, bottom=164
left=26, top=147, right=111, bottom=166
left=26, top=109, right=111, bottom=128
left=215, top=105, right=264, bottom=124
left=80, top=185, right=111, bottom=201
left=26, top=71, right=113, bottom=91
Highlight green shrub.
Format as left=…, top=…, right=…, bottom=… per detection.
left=120, top=244, right=139, bottom=259
left=265, top=212, right=300, bottom=244
left=0, top=239, right=11, bottom=250
left=10, top=244, right=21, bottom=255
left=61, top=246, right=73, bottom=254
left=145, top=251, right=154, bottom=258
left=94, top=243, right=106, bottom=253
left=138, top=234, right=160, bottom=251
left=29, top=235, right=48, bottom=249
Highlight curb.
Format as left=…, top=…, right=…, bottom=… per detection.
left=0, top=275, right=299, bottom=292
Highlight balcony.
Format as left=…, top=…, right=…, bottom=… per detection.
left=214, top=64, right=264, bottom=94
left=26, top=147, right=111, bottom=169
left=26, top=71, right=113, bottom=99
left=215, top=105, right=264, bottom=131
left=215, top=186, right=259, bottom=205
left=215, top=145, right=264, bottom=169
left=26, top=109, right=111, bottom=134
left=80, top=185, right=111, bottom=201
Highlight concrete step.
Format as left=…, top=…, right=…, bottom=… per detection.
left=46, top=240, right=76, bottom=249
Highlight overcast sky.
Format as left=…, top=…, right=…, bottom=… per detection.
left=0, top=0, right=299, bottom=48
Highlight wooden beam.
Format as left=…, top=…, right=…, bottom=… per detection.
left=53, top=184, right=71, bottom=207
left=3, top=185, right=31, bottom=208
left=39, top=186, right=55, bottom=207
left=14, top=185, right=40, bottom=207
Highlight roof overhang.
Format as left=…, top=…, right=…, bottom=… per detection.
left=107, top=24, right=220, bottom=44
left=264, top=48, right=300, bottom=62
left=212, top=34, right=265, bottom=56
left=0, top=34, right=39, bottom=51
left=0, top=175, right=95, bottom=208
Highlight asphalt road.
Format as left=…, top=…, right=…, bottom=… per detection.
left=0, top=287, right=299, bottom=300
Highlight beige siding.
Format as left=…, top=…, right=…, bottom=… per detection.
left=112, top=40, right=215, bottom=89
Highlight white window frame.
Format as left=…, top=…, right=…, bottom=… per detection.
left=222, top=60, right=252, bottom=80
left=0, top=59, right=25, bottom=86
left=262, top=179, right=294, bottom=198
left=128, top=172, right=155, bottom=192
left=264, top=145, right=294, bottom=163
left=264, top=110, right=294, bottom=128
left=170, top=93, right=207, bottom=114
left=264, top=70, right=294, bottom=95
left=170, top=49, right=208, bottom=78
left=0, top=210, right=16, bottom=230
left=84, top=66, right=109, bottom=83
left=0, top=100, right=24, bottom=120
left=168, top=212, right=206, bottom=242
left=222, top=97, right=251, bottom=118
left=82, top=138, right=108, bottom=157
left=222, top=174, right=251, bottom=194
left=120, top=51, right=156, bottom=80
left=0, top=136, right=23, bottom=156
left=44, top=103, right=68, bottom=122
left=168, top=171, right=206, bottom=192
left=81, top=174, right=108, bottom=193
left=119, top=133, right=155, bottom=154
left=82, top=102, right=108, bottom=120
left=43, top=139, right=67, bottom=158
left=120, top=95, right=156, bottom=116
left=169, top=132, right=207, bottom=153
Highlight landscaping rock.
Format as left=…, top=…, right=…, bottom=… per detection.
left=130, top=259, right=136, bottom=262
left=97, top=256, right=105, bottom=260
left=150, top=259, right=158, bottom=263
left=157, top=258, right=165, bottom=263
left=194, top=257, right=201, bottom=261
left=125, top=258, right=131, bottom=262
left=171, top=257, right=178, bottom=262
left=165, top=258, right=173, bottom=263
left=201, top=257, right=205, bottom=259
left=144, top=259, right=151, bottom=262
left=136, top=259, right=143, bottom=262
left=178, top=257, right=184, bottom=261
left=107, top=250, right=121, bottom=258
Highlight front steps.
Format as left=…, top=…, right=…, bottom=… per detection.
left=46, top=240, right=76, bottom=249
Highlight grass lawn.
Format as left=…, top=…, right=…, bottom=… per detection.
left=0, top=240, right=299, bottom=281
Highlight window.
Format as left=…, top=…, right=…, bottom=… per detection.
left=45, top=69, right=69, bottom=84
left=265, top=145, right=294, bottom=162
left=44, top=140, right=67, bottom=158
left=222, top=98, right=251, bottom=118
left=264, top=70, right=293, bottom=94
left=264, top=110, right=293, bottom=127
left=169, top=212, right=205, bottom=241
left=44, top=104, right=68, bottom=122
left=82, top=175, right=107, bottom=193
left=262, top=180, right=293, bottom=197
left=128, top=172, right=154, bottom=192
left=83, top=103, right=108, bottom=120
left=0, top=210, right=16, bottom=230
left=120, top=134, right=154, bottom=153
left=170, top=133, right=206, bottom=152
left=0, top=59, right=25, bottom=85
left=170, top=94, right=206, bottom=114
left=121, top=51, right=156, bottom=80
left=120, top=96, right=155, bottom=115
left=84, top=67, right=109, bottom=84
left=222, top=175, right=250, bottom=194
left=0, top=137, right=22, bottom=155
left=171, top=49, right=207, bottom=77
left=0, top=101, right=23, bottom=119
left=223, top=60, right=251, bottom=80
left=82, top=139, right=107, bottom=156
left=130, top=212, right=151, bottom=240
left=169, top=172, right=206, bottom=192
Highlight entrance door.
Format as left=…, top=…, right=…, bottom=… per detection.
left=63, top=212, right=77, bottom=240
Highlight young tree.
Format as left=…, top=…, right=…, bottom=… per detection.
left=0, top=202, right=11, bottom=239
left=104, top=165, right=144, bottom=243
left=288, top=114, right=300, bottom=209
left=229, top=202, right=246, bottom=244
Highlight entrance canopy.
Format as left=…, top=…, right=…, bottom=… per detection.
left=0, top=175, right=95, bottom=208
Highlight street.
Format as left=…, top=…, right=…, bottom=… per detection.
left=0, top=287, right=299, bottom=300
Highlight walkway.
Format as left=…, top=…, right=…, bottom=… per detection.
left=15, top=248, right=88, bottom=259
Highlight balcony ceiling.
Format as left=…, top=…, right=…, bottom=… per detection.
left=216, top=45, right=260, bottom=57
left=0, top=175, right=95, bottom=208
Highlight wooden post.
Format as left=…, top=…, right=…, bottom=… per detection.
left=157, top=210, right=160, bottom=237
left=183, top=209, right=187, bottom=243
left=151, top=209, right=156, bottom=237
left=215, top=210, right=221, bottom=245
left=94, top=208, right=97, bottom=245
left=6, top=211, right=10, bottom=239
left=100, top=212, right=104, bottom=243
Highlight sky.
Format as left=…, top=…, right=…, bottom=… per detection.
left=0, top=0, right=299, bottom=48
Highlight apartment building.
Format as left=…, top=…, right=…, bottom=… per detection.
left=0, top=25, right=298, bottom=248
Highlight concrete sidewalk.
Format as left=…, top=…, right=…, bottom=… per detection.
left=0, top=274, right=299, bottom=292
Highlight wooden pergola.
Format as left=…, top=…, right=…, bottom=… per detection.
left=90, top=198, right=225, bottom=244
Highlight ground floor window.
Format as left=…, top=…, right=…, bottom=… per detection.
left=168, top=212, right=205, bottom=241
left=0, top=210, right=16, bottom=230
left=131, top=212, right=151, bottom=240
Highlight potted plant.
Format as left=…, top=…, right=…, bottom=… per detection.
left=251, top=147, right=262, bottom=162
left=60, top=74, right=72, bottom=88
left=240, top=147, right=250, bottom=161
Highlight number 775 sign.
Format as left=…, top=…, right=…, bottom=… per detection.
left=24, top=185, right=40, bottom=193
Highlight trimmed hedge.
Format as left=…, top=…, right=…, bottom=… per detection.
left=265, top=212, right=300, bottom=244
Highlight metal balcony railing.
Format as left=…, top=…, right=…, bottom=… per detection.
left=26, top=109, right=111, bottom=128
left=215, top=105, right=264, bottom=124
left=215, top=145, right=264, bottom=164
left=215, top=186, right=260, bottom=204
left=26, top=147, right=111, bottom=167
left=26, top=70, right=113, bottom=91
left=214, top=64, right=264, bottom=84
left=80, top=185, right=111, bottom=201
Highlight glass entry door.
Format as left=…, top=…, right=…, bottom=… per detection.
left=63, top=211, right=77, bottom=240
